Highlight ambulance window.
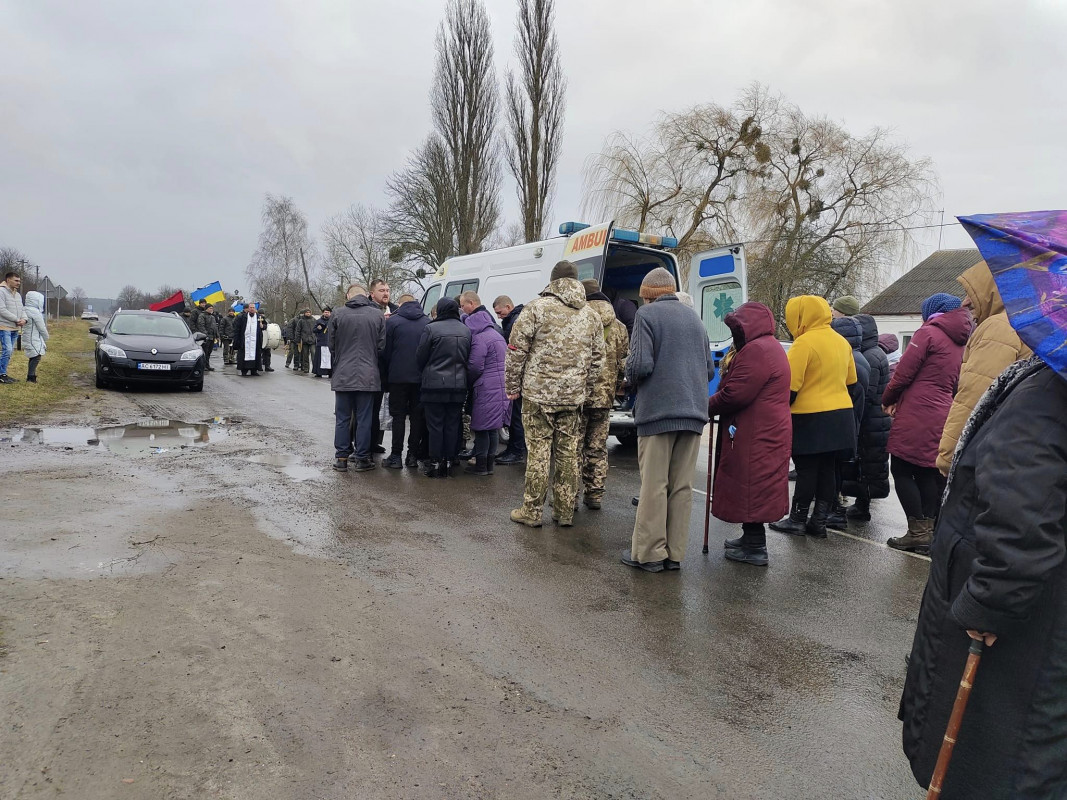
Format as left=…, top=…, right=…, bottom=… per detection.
left=444, top=279, right=479, bottom=299
left=700, top=281, right=744, bottom=346
left=422, top=284, right=442, bottom=313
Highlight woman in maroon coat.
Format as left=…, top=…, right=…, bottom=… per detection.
left=708, top=302, right=793, bottom=567
left=882, top=295, right=971, bottom=553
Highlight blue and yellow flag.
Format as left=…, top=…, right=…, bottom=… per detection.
left=191, top=281, right=226, bottom=305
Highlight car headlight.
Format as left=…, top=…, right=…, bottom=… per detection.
left=100, top=343, right=127, bottom=359
left=180, top=349, right=203, bottom=361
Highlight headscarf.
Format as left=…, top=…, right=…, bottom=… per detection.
left=921, top=292, right=961, bottom=321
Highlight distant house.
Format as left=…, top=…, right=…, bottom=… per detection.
left=862, top=249, right=981, bottom=348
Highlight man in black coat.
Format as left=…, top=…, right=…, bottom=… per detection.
left=327, top=285, right=385, bottom=472
left=493, top=295, right=527, bottom=464
left=900, top=357, right=1067, bottom=799
left=382, top=294, right=430, bottom=469
left=844, top=314, right=893, bottom=519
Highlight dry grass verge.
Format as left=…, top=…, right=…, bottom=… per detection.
left=0, top=320, right=98, bottom=426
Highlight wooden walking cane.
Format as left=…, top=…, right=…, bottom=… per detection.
left=926, top=638, right=985, bottom=798
left=702, top=418, right=716, bottom=553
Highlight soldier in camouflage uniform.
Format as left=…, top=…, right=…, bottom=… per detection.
left=284, top=315, right=298, bottom=368
left=579, top=279, right=630, bottom=509
left=505, top=261, right=605, bottom=527
left=294, top=309, right=317, bottom=373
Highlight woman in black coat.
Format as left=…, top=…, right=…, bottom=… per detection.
left=416, top=297, right=471, bottom=478
left=899, top=356, right=1067, bottom=799
left=844, top=314, right=892, bottom=519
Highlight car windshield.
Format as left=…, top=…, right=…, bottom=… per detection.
left=110, top=315, right=190, bottom=338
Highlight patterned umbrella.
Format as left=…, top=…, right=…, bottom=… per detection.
left=959, top=210, right=1067, bottom=380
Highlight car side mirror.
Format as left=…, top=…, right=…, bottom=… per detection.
left=88, top=326, right=103, bottom=336
left=193, top=332, right=207, bottom=342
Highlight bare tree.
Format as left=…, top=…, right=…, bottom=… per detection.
left=741, top=101, right=937, bottom=329
left=432, top=0, right=501, bottom=255
left=504, top=0, right=565, bottom=243
left=583, top=86, right=770, bottom=282
left=152, top=284, right=184, bottom=304
left=0, top=247, right=28, bottom=278
left=386, top=134, right=458, bottom=270
left=116, top=285, right=145, bottom=309
left=70, top=286, right=87, bottom=317
left=246, top=194, right=317, bottom=317
left=322, top=204, right=426, bottom=295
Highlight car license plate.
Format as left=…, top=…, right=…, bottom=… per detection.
left=137, top=362, right=171, bottom=371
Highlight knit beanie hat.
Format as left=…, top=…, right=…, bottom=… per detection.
left=921, top=292, right=962, bottom=321
left=640, top=267, right=676, bottom=300
left=582, top=279, right=601, bottom=297
left=832, top=295, right=861, bottom=316
left=550, top=261, right=578, bottom=281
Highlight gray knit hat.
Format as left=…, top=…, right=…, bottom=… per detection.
left=832, top=295, right=861, bottom=316
left=550, top=260, right=579, bottom=281
left=640, top=267, right=676, bottom=299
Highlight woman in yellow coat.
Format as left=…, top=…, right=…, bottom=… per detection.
left=770, top=296, right=858, bottom=538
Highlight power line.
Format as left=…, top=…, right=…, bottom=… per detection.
left=736, top=219, right=963, bottom=247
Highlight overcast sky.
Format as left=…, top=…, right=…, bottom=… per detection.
left=2, top=0, right=1065, bottom=299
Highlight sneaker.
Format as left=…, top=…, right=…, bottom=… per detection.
left=352, top=457, right=376, bottom=472
left=620, top=551, right=665, bottom=573
left=265, top=367, right=275, bottom=372
left=332, top=458, right=349, bottom=472
left=724, top=547, right=769, bottom=567
left=510, top=508, right=542, bottom=528
left=382, top=454, right=404, bottom=470
left=0, top=375, right=17, bottom=384
left=404, top=453, right=419, bottom=469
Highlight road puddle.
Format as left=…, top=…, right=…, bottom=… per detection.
left=246, top=453, right=320, bottom=481
left=5, top=419, right=228, bottom=454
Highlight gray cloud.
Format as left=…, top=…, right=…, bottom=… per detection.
left=2, top=0, right=1064, bottom=297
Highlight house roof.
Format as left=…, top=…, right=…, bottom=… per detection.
left=862, top=249, right=982, bottom=316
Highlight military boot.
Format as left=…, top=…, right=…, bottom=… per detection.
left=888, top=518, right=933, bottom=554
left=770, top=499, right=809, bottom=536
left=846, top=495, right=872, bottom=521
left=807, top=500, right=830, bottom=538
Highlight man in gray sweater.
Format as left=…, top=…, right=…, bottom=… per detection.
left=623, top=268, right=713, bottom=572
left=0, top=271, right=27, bottom=384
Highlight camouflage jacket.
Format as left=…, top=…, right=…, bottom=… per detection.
left=586, top=298, right=630, bottom=409
left=505, top=278, right=605, bottom=408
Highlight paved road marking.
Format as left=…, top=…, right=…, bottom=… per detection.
left=692, top=487, right=931, bottom=562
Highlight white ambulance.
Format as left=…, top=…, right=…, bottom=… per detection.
left=419, top=221, right=747, bottom=445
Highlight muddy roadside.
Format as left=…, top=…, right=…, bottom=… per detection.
left=0, top=392, right=683, bottom=800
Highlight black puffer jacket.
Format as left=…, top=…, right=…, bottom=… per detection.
left=852, top=314, right=892, bottom=497
left=416, top=298, right=471, bottom=398
left=830, top=316, right=870, bottom=433
left=900, top=363, right=1067, bottom=799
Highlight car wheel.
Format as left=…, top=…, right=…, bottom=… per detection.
left=95, top=369, right=108, bottom=390
left=615, top=430, right=638, bottom=448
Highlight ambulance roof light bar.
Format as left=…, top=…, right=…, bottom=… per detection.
left=611, top=228, right=679, bottom=249
left=559, top=221, right=590, bottom=236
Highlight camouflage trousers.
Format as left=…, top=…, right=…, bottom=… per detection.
left=284, top=343, right=294, bottom=367
left=579, top=407, right=611, bottom=502
left=295, top=342, right=312, bottom=372
left=519, top=399, right=583, bottom=522
left=222, top=341, right=235, bottom=364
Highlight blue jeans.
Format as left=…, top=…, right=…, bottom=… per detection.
left=0, top=330, right=16, bottom=376
left=335, top=391, right=375, bottom=460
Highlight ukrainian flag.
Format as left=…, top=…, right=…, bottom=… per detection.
left=191, top=281, right=226, bottom=305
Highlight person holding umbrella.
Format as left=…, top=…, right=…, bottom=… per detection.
left=900, top=210, right=1067, bottom=799
left=708, top=302, right=792, bottom=566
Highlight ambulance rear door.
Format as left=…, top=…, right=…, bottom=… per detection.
left=561, top=221, right=614, bottom=282
left=689, top=245, right=748, bottom=392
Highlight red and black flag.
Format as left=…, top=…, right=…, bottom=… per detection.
left=149, top=290, right=185, bottom=314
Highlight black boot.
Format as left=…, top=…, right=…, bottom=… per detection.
left=437, top=460, right=452, bottom=478
left=486, top=454, right=495, bottom=474
left=382, top=454, right=404, bottom=469
left=807, top=500, right=830, bottom=538
left=770, top=499, right=809, bottom=536
left=724, top=546, right=769, bottom=567
left=827, top=501, right=848, bottom=530
left=421, top=460, right=440, bottom=478
left=464, top=456, right=490, bottom=476
left=404, top=452, right=419, bottom=469
left=846, top=495, right=871, bottom=521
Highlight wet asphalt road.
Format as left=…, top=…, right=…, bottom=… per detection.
left=10, top=355, right=929, bottom=798
left=170, top=358, right=929, bottom=799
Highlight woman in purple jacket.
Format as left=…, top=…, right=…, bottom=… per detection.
left=464, top=305, right=511, bottom=475
left=881, top=293, right=971, bottom=553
